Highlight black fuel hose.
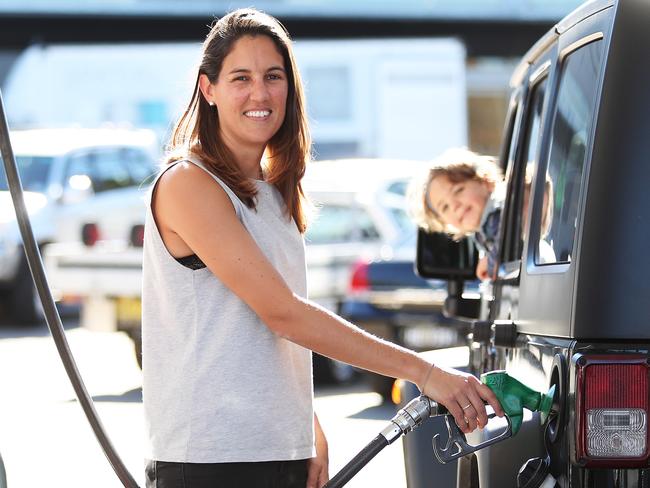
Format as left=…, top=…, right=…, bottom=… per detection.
left=325, top=395, right=437, bottom=488
left=325, top=435, right=388, bottom=488
left=0, top=90, right=140, bottom=487
left=0, top=452, right=6, bottom=488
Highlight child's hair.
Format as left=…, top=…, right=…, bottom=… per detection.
left=408, top=147, right=503, bottom=234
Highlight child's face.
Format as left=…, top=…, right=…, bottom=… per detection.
left=427, top=175, right=491, bottom=233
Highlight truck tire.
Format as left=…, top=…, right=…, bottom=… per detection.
left=313, top=353, right=357, bottom=385
left=126, top=328, right=143, bottom=369
left=365, top=372, right=394, bottom=402
left=7, top=257, right=43, bottom=325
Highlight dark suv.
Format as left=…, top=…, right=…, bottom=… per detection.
left=400, top=0, right=650, bottom=486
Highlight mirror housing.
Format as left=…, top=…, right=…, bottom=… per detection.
left=415, top=228, right=478, bottom=280
left=443, top=289, right=481, bottom=320
left=416, top=229, right=480, bottom=320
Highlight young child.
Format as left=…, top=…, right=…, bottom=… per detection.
left=409, top=148, right=504, bottom=280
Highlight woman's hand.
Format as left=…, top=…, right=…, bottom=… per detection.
left=421, top=363, right=504, bottom=434
left=306, top=414, right=329, bottom=488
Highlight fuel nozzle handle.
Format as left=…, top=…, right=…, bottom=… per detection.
left=433, top=371, right=555, bottom=463
left=481, top=371, right=555, bottom=435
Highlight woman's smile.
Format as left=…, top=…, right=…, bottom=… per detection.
left=244, top=110, right=272, bottom=119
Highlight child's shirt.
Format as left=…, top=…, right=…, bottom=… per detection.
left=473, top=189, right=504, bottom=277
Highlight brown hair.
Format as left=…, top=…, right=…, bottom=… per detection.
left=166, top=8, right=311, bottom=232
left=408, top=148, right=502, bottom=234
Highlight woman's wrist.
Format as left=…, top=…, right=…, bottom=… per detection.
left=418, top=362, right=436, bottom=393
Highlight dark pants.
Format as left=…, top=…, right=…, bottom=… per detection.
left=145, top=459, right=309, bottom=488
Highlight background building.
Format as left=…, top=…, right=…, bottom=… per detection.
left=0, top=0, right=585, bottom=156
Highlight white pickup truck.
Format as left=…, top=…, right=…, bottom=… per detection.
left=0, top=127, right=158, bottom=324
left=44, top=241, right=145, bottom=363
left=44, top=159, right=428, bottom=372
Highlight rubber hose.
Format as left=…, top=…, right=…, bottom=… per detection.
left=325, top=434, right=389, bottom=488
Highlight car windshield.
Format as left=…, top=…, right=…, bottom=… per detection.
left=306, top=204, right=380, bottom=244
left=389, top=206, right=413, bottom=232
left=0, top=156, right=53, bottom=193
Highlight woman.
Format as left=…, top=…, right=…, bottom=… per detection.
left=142, top=8, right=503, bottom=488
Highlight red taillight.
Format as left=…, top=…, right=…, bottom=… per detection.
left=576, top=355, right=650, bottom=468
left=349, top=260, right=369, bottom=293
left=130, top=224, right=145, bottom=247
left=81, top=223, right=100, bottom=246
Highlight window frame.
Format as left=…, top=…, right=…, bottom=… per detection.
left=496, top=54, right=554, bottom=284
left=526, top=32, right=605, bottom=274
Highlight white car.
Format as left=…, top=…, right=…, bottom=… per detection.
left=302, top=158, right=428, bottom=382
left=0, top=127, right=159, bottom=323
left=303, top=159, right=426, bottom=311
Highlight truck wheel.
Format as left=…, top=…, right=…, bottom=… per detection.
left=366, top=372, right=394, bottom=402
left=126, top=328, right=143, bottom=370
left=313, top=353, right=357, bottom=385
left=8, top=257, right=43, bottom=325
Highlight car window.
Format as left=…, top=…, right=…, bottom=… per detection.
left=517, top=77, right=548, bottom=253
left=0, top=156, right=54, bottom=192
left=123, top=148, right=157, bottom=186
left=502, top=75, right=548, bottom=264
left=386, top=181, right=408, bottom=197
left=389, top=206, right=413, bottom=233
left=306, top=204, right=380, bottom=244
left=65, top=147, right=153, bottom=193
left=535, top=40, right=604, bottom=265
left=500, top=96, right=520, bottom=176
left=90, top=149, right=134, bottom=192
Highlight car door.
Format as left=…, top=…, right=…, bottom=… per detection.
left=491, top=40, right=557, bottom=330
left=467, top=33, right=560, bottom=488
left=485, top=9, right=612, bottom=488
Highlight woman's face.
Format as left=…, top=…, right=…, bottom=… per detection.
left=207, top=35, right=288, bottom=153
left=427, top=175, right=491, bottom=233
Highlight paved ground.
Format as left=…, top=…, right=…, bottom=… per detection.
left=0, top=321, right=407, bottom=487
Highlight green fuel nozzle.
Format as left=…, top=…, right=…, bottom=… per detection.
left=433, top=370, right=556, bottom=464
left=481, top=370, right=555, bottom=436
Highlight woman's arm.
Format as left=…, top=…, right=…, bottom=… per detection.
left=154, top=163, right=502, bottom=432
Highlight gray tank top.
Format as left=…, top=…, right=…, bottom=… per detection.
left=142, top=157, right=314, bottom=463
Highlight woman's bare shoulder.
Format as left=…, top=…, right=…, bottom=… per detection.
left=158, top=160, right=212, bottom=187
left=155, top=161, right=235, bottom=216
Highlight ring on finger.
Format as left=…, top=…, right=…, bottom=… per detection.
left=462, top=403, right=472, bottom=410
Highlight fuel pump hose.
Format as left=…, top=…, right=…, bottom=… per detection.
left=325, top=395, right=437, bottom=488
left=0, top=90, right=140, bottom=488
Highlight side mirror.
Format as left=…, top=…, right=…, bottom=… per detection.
left=416, top=229, right=480, bottom=320
left=415, top=228, right=478, bottom=280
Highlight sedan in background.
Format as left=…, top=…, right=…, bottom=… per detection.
left=340, top=234, right=473, bottom=398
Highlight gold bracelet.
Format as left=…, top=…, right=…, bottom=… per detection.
left=419, top=362, right=435, bottom=393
